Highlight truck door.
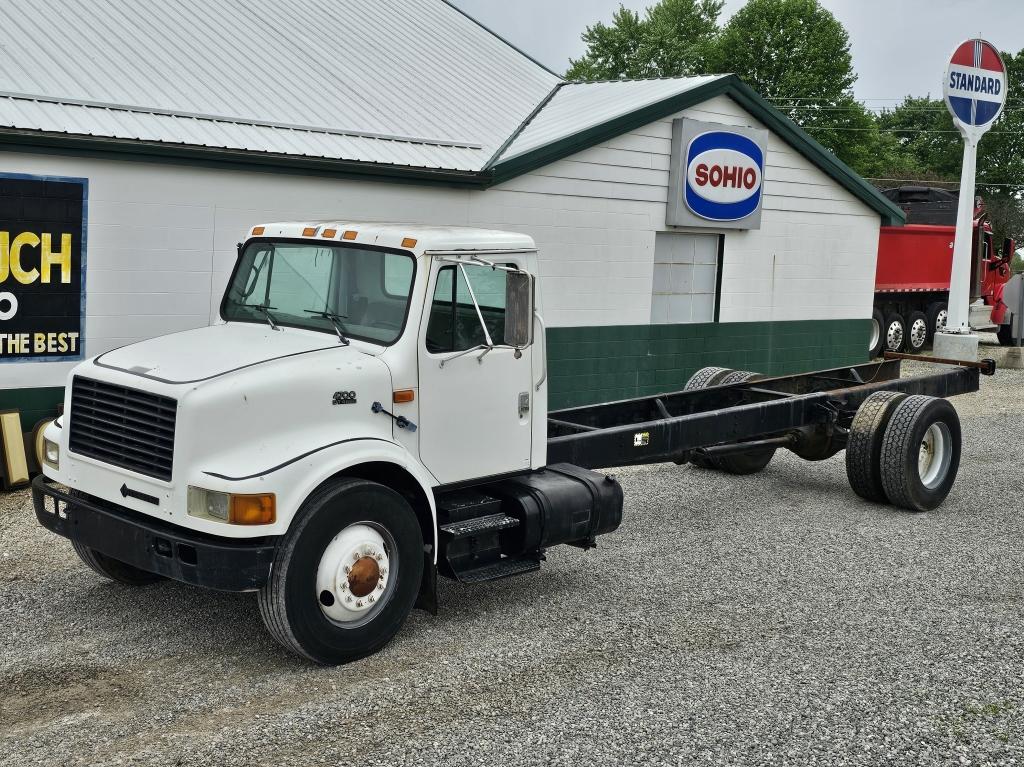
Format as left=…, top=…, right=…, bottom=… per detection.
left=417, top=259, right=534, bottom=484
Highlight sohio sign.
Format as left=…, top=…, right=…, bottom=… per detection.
left=668, top=118, right=769, bottom=229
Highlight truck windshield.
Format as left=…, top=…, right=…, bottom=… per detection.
left=222, top=241, right=415, bottom=345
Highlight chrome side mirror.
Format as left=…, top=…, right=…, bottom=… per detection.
left=504, top=271, right=534, bottom=348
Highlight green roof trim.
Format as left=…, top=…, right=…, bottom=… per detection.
left=485, top=75, right=906, bottom=226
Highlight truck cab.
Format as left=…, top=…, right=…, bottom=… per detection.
left=34, top=223, right=622, bottom=664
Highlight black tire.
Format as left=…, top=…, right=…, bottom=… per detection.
left=68, top=489, right=163, bottom=585
left=884, top=313, right=907, bottom=353
left=71, top=540, right=164, bottom=585
left=845, top=391, right=908, bottom=503
left=684, top=366, right=732, bottom=390
left=869, top=307, right=885, bottom=359
left=258, top=477, right=423, bottom=665
left=925, top=301, right=948, bottom=345
left=684, top=367, right=733, bottom=468
left=997, top=317, right=1017, bottom=346
left=905, top=310, right=929, bottom=352
left=879, top=396, right=962, bottom=512
left=699, top=370, right=776, bottom=475
left=718, top=369, right=760, bottom=385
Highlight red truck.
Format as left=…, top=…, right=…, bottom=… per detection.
left=870, top=186, right=1016, bottom=358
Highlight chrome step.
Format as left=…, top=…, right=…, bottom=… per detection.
left=456, top=556, right=540, bottom=584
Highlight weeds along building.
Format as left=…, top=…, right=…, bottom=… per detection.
left=0, top=0, right=903, bottom=440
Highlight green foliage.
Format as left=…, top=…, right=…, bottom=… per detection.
left=709, top=0, right=855, bottom=106
left=566, top=0, right=723, bottom=80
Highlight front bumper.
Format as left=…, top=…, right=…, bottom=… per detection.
left=33, top=475, right=278, bottom=592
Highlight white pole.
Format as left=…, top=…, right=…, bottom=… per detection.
left=945, top=136, right=978, bottom=333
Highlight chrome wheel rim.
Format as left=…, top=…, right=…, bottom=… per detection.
left=919, top=422, right=952, bottom=489
left=935, top=309, right=948, bottom=334
left=909, top=318, right=928, bottom=349
left=886, top=321, right=904, bottom=351
left=315, top=522, right=397, bottom=628
left=870, top=318, right=880, bottom=351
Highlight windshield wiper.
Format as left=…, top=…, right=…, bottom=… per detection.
left=239, top=302, right=281, bottom=331
left=304, top=309, right=350, bottom=345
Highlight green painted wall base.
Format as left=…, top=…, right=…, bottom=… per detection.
left=547, top=319, right=871, bottom=410
left=0, top=319, right=869, bottom=429
left=0, top=387, right=64, bottom=432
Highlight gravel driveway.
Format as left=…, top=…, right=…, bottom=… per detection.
left=2, top=353, right=1022, bottom=766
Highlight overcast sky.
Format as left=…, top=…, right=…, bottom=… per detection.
left=451, top=0, right=1024, bottom=106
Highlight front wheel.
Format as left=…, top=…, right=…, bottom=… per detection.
left=869, top=307, right=885, bottom=358
left=884, top=313, right=907, bottom=353
left=997, top=317, right=1018, bottom=346
left=258, top=478, right=424, bottom=665
left=71, top=540, right=165, bottom=585
left=906, top=310, right=929, bottom=352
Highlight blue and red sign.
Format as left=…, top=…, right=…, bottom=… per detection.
left=684, top=131, right=764, bottom=222
left=944, top=39, right=1006, bottom=133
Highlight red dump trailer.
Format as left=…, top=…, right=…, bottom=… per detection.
left=870, top=186, right=1015, bottom=358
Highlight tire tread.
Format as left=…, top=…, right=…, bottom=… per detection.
left=845, top=390, right=907, bottom=502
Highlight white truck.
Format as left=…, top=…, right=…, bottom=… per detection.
left=34, top=223, right=988, bottom=664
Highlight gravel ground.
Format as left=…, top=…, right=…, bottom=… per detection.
left=2, top=345, right=1023, bottom=766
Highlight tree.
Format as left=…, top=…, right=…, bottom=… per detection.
left=708, top=0, right=873, bottom=168
left=876, top=97, right=961, bottom=182
left=566, top=0, right=723, bottom=80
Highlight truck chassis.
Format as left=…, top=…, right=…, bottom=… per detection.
left=34, top=357, right=987, bottom=664
left=546, top=359, right=981, bottom=469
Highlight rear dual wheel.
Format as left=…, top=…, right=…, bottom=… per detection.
left=845, top=392, right=961, bottom=511
left=683, top=367, right=775, bottom=475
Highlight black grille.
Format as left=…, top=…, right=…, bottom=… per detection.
left=69, top=376, right=177, bottom=481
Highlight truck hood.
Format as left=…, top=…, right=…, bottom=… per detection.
left=94, top=323, right=344, bottom=384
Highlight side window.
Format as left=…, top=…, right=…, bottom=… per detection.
left=425, top=265, right=507, bottom=353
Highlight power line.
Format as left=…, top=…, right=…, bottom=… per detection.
left=801, top=127, right=1019, bottom=134
left=864, top=178, right=1024, bottom=188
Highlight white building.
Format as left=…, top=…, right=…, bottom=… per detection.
left=0, top=0, right=902, bottom=439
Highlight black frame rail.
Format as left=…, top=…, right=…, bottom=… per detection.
left=547, top=360, right=981, bottom=470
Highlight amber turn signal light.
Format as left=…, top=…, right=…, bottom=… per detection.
left=229, top=494, right=276, bottom=525
left=393, top=389, right=415, bottom=404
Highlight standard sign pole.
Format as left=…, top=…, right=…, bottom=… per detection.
left=935, top=39, right=1007, bottom=360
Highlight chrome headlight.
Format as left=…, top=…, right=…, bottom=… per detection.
left=42, top=437, right=60, bottom=471
left=187, top=486, right=230, bottom=521
left=188, top=486, right=275, bottom=525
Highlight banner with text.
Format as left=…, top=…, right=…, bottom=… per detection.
left=0, top=173, right=87, bottom=363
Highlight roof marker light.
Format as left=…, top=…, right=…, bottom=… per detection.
left=343, top=230, right=358, bottom=240
left=303, top=227, right=318, bottom=237
left=402, top=238, right=418, bottom=249
left=251, top=226, right=265, bottom=236
left=322, top=228, right=337, bottom=238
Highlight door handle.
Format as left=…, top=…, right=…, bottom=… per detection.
left=518, top=391, right=530, bottom=418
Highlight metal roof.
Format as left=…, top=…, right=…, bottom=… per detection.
left=0, top=0, right=558, bottom=171
left=0, top=3, right=904, bottom=223
left=497, top=76, right=725, bottom=163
